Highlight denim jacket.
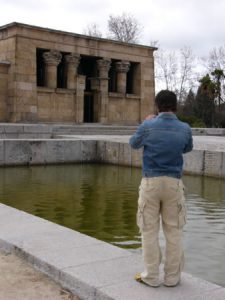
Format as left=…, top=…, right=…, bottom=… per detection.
left=129, top=113, right=193, bottom=179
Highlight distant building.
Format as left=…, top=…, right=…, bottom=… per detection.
left=0, top=22, right=156, bottom=124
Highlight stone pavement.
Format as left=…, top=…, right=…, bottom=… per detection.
left=56, top=134, right=225, bottom=152
left=0, top=204, right=225, bottom=300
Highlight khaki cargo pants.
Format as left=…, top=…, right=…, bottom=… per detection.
left=137, top=176, right=186, bottom=285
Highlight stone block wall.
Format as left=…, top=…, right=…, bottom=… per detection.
left=37, top=88, right=76, bottom=122
left=0, top=139, right=224, bottom=178
left=0, top=62, right=10, bottom=121
left=140, top=58, right=156, bottom=120
left=0, top=23, right=156, bottom=124
left=108, top=94, right=140, bottom=124
left=0, top=139, right=97, bottom=166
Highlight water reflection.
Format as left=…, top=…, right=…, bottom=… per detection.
left=0, top=164, right=224, bottom=287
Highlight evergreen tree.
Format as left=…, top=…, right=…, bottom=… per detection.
left=183, top=89, right=195, bottom=116
left=211, top=69, right=225, bottom=110
left=194, top=74, right=215, bottom=127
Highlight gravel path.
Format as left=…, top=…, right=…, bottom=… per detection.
left=0, top=250, right=80, bottom=300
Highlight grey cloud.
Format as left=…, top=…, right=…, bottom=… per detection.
left=1, top=0, right=48, bottom=9
left=65, top=0, right=110, bottom=14
left=141, top=0, right=225, bottom=55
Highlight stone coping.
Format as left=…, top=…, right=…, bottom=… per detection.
left=0, top=203, right=224, bottom=300
left=0, top=124, right=225, bottom=137
left=0, top=137, right=224, bottom=178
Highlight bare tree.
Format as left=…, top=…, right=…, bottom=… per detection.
left=107, top=13, right=142, bottom=43
left=155, top=49, right=178, bottom=92
left=155, top=46, right=197, bottom=102
left=83, top=23, right=103, bottom=38
left=178, top=46, right=196, bottom=102
left=149, top=40, right=159, bottom=47
left=206, top=45, right=225, bottom=71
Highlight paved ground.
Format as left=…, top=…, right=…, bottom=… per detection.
left=58, top=134, right=225, bottom=152
left=0, top=250, right=80, bottom=300
left=192, top=135, right=225, bottom=151
left=1, top=204, right=225, bottom=300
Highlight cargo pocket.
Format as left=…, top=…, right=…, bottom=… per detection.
left=178, top=199, right=186, bottom=228
left=137, top=198, right=146, bottom=233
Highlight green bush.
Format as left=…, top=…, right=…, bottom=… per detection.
left=177, top=115, right=206, bottom=128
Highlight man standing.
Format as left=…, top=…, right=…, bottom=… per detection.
left=129, top=90, right=193, bottom=287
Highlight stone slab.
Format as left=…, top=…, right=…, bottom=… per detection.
left=23, top=124, right=52, bottom=134
left=45, top=140, right=65, bottom=164
left=118, top=142, right=132, bottom=166
left=222, top=153, right=225, bottom=177
left=81, top=140, right=97, bottom=162
left=18, top=133, right=52, bottom=139
left=105, top=141, right=120, bottom=164
left=0, top=204, right=100, bottom=249
left=131, top=148, right=142, bottom=167
left=63, top=140, right=81, bottom=162
left=204, top=151, right=223, bottom=177
left=183, top=150, right=204, bottom=175
left=96, top=140, right=106, bottom=162
left=3, top=124, right=24, bottom=134
left=193, top=136, right=225, bottom=152
left=4, top=140, right=32, bottom=165
left=0, top=140, right=4, bottom=165
left=28, top=242, right=131, bottom=275
left=0, top=204, right=225, bottom=300
left=97, top=274, right=224, bottom=300
left=29, top=140, right=48, bottom=164
left=61, top=255, right=143, bottom=289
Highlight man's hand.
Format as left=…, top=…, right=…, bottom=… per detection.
left=145, top=114, right=156, bottom=120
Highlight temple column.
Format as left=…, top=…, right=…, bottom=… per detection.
left=97, top=58, right=111, bottom=123
left=115, top=61, right=130, bottom=94
left=65, top=53, right=80, bottom=89
left=76, top=75, right=86, bottom=123
left=43, top=50, right=62, bottom=88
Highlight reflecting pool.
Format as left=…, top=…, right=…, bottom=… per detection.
left=0, top=164, right=225, bottom=286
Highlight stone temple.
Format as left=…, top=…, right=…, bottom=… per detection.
left=0, top=22, right=156, bottom=124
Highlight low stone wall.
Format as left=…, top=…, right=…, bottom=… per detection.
left=0, top=139, right=224, bottom=178
left=192, top=128, right=225, bottom=136
left=0, top=124, right=53, bottom=139
left=0, top=123, right=225, bottom=139
left=0, top=139, right=96, bottom=165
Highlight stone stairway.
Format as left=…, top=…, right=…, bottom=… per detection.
left=52, top=124, right=138, bottom=136
left=0, top=123, right=138, bottom=138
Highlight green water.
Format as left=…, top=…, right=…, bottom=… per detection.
left=0, top=164, right=225, bottom=287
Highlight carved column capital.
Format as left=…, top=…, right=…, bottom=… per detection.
left=65, top=53, right=80, bottom=67
left=115, top=61, right=130, bottom=73
left=43, top=50, right=61, bottom=88
left=97, top=59, right=111, bottom=76
left=65, top=53, right=80, bottom=89
left=43, top=50, right=62, bottom=66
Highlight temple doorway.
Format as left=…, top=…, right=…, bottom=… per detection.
left=83, top=93, right=94, bottom=123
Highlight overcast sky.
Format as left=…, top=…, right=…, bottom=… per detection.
left=0, top=0, right=224, bottom=56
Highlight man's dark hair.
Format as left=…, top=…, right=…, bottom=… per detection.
left=155, top=90, right=177, bottom=112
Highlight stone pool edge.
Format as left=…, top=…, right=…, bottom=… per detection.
left=0, top=203, right=225, bottom=300
left=0, top=138, right=225, bottom=178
